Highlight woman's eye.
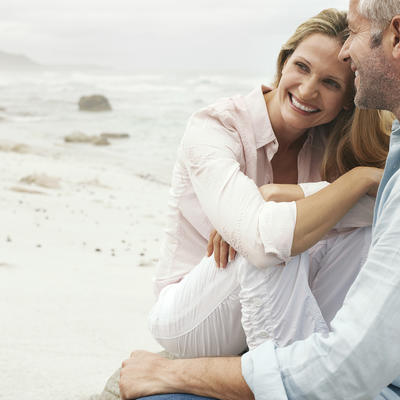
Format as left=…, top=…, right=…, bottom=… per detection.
left=324, top=79, right=340, bottom=89
left=296, top=62, right=308, bottom=72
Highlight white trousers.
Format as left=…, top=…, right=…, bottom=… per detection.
left=148, top=227, right=371, bottom=358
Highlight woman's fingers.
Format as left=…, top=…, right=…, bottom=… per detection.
left=207, top=230, right=217, bottom=257
left=219, top=239, right=230, bottom=268
left=213, top=233, right=221, bottom=266
left=229, top=246, right=236, bottom=262
left=208, top=229, right=235, bottom=268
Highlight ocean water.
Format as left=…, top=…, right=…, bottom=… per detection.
left=0, top=69, right=268, bottom=184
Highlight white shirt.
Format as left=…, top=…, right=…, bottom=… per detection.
left=154, top=86, right=328, bottom=296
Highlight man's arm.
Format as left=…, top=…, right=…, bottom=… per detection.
left=119, top=351, right=253, bottom=400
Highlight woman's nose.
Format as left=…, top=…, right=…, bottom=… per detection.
left=298, top=77, right=318, bottom=100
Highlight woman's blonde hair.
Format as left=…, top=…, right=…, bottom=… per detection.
left=273, top=8, right=392, bottom=182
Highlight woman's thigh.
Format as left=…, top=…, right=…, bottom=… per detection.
left=237, top=252, right=328, bottom=349
left=148, top=255, right=246, bottom=358
left=309, top=226, right=372, bottom=325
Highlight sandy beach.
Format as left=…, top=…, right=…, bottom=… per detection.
left=0, top=67, right=264, bottom=399
left=0, top=136, right=166, bottom=399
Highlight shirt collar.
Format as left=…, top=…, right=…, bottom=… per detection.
left=245, top=85, right=278, bottom=149
left=392, top=119, right=400, bottom=135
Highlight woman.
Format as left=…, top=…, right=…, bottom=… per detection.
left=148, top=9, right=391, bottom=358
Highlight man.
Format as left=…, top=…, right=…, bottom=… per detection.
left=119, top=0, right=400, bottom=398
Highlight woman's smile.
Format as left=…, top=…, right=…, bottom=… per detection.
left=288, top=93, right=320, bottom=114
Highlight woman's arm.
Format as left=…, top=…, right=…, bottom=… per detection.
left=208, top=183, right=305, bottom=268
left=182, top=111, right=299, bottom=268
left=184, top=110, right=381, bottom=269
left=259, top=183, right=305, bottom=202
left=292, top=166, right=382, bottom=255
left=208, top=171, right=380, bottom=267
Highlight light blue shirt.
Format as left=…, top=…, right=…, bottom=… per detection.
left=241, top=121, right=400, bottom=399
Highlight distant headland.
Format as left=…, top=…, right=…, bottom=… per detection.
left=0, top=50, right=41, bottom=69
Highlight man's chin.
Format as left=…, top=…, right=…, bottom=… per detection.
left=354, top=88, right=371, bottom=109
left=355, top=90, right=387, bottom=111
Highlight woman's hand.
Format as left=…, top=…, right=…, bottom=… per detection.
left=259, top=183, right=305, bottom=202
left=207, top=184, right=305, bottom=268
left=207, top=229, right=236, bottom=268
left=365, top=167, right=384, bottom=197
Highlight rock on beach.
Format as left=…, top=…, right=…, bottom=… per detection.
left=100, top=133, right=130, bottom=139
left=79, top=95, right=112, bottom=112
left=64, top=132, right=110, bottom=146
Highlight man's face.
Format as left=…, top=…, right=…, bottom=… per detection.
left=339, top=0, right=394, bottom=111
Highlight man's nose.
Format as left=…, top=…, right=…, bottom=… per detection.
left=339, top=37, right=351, bottom=63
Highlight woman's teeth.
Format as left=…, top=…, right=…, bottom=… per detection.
left=355, top=70, right=359, bottom=77
left=291, top=95, right=318, bottom=113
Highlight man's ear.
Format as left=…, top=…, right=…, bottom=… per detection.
left=390, top=15, right=400, bottom=60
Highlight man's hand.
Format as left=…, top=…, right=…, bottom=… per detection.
left=120, top=351, right=173, bottom=399
left=120, top=351, right=254, bottom=400
left=207, top=229, right=236, bottom=268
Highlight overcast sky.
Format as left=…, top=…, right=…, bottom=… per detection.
left=0, top=0, right=349, bottom=72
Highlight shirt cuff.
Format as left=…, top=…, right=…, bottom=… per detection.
left=258, top=201, right=296, bottom=266
left=241, top=341, right=288, bottom=400
left=299, top=181, right=330, bottom=197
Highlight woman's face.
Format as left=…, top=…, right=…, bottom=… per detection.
left=277, top=33, right=354, bottom=132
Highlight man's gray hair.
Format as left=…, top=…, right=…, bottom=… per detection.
left=359, top=0, right=400, bottom=45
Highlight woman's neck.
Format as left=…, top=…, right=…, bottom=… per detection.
left=264, top=90, right=308, bottom=154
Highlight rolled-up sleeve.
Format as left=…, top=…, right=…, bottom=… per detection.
left=182, top=109, right=296, bottom=268
left=299, top=182, right=329, bottom=197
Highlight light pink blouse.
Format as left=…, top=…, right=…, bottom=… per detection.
left=154, top=86, right=373, bottom=296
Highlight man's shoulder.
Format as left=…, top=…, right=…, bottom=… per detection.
left=381, top=168, right=400, bottom=203
left=374, top=168, right=400, bottom=235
